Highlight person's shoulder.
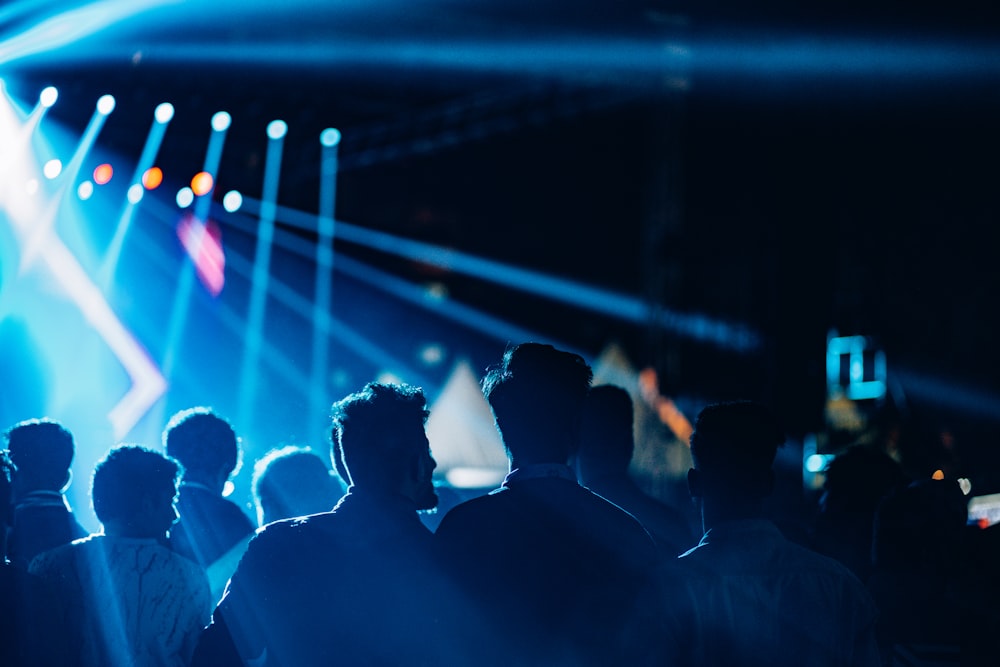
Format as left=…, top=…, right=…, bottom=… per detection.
left=434, top=491, right=503, bottom=534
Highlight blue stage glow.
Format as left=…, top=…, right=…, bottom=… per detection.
left=154, top=102, right=174, bottom=123
left=176, top=186, right=194, bottom=208
left=96, top=94, right=115, bottom=115
left=267, top=119, right=287, bottom=140
left=222, top=190, right=243, bottom=212
left=39, top=86, right=58, bottom=108
left=42, top=158, right=61, bottom=179
left=320, top=127, right=341, bottom=147
left=127, top=183, right=143, bottom=204
left=211, top=111, right=231, bottom=132
left=77, top=180, right=94, bottom=200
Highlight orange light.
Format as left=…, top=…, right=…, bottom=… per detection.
left=142, top=167, right=163, bottom=190
left=931, top=469, right=945, bottom=480
left=191, top=171, right=214, bottom=197
left=93, top=164, right=113, bottom=185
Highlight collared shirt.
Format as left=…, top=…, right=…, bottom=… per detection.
left=668, top=519, right=880, bottom=667
left=502, top=463, right=577, bottom=486
left=197, top=489, right=476, bottom=667
left=8, top=491, right=88, bottom=568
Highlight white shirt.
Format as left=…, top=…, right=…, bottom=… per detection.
left=30, top=534, right=211, bottom=667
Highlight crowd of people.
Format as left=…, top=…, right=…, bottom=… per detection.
left=0, top=342, right=988, bottom=666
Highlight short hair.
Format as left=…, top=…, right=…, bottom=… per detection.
left=252, top=446, right=343, bottom=525
left=579, top=384, right=636, bottom=466
left=92, top=445, right=181, bottom=525
left=163, top=408, right=240, bottom=477
left=330, top=383, right=428, bottom=488
left=482, top=343, right=593, bottom=462
left=689, top=401, right=785, bottom=493
left=4, top=419, right=75, bottom=489
left=0, top=449, right=15, bottom=524
left=872, top=479, right=967, bottom=570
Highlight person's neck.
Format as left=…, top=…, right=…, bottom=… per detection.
left=102, top=520, right=166, bottom=541
left=700, top=498, right=764, bottom=533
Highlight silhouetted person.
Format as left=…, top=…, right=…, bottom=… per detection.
left=868, top=479, right=964, bottom=664
left=193, top=382, right=477, bottom=667
left=576, top=384, right=695, bottom=558
left=4, top=418, right=87, bottom=568
left=164, top=407, right=254, bottom=598
left=435, top=343, right=658, bottom=666
left=30, top=445, right=211, bottom=667
left=668, top=401, right=880, bottom=666
left=251, top=445, right=346, bottom=526
left=811, top=444, right=908, bottom=582
left=0, top=449, right=67, bottom=667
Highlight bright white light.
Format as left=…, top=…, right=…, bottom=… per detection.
left=320, top=128, right=341, bottom=147
left=223, top=480, right=236, bottom=497
left=39, top=86, right=58, bottom=108
left=43, top=159, right=62, bottom=179
left=127, top=184, right=144, bottom=204
left=154, top=102, right=174, bottom=124
left=222, top=190, right=243, bottom=213
left=96, top=94, right=116, bottom=115
left=267, top=120, right=287, bottom=140
left=805, top=454, right=830, bottom=473
left=211, top=111, right=231, bottom=132
left=25, top=179, right=38, bottom=195
left=176, top=187, right=194, bottom=208
left=78, top=181, right=94, bottom=200
left=959, top=478, right=972, bottom=496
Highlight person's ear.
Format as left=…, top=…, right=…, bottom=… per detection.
left=687, top=468, right=703, bottom=498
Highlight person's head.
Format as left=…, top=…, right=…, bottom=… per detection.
left=576, top=384, right=635, bottom=483
left=163, top=407, right=240, bottom=491
left=330, top=382, right=437, bottom=510
left=4, top=418, right=75, bottom=495
left=872, top=479, right=967, bottom=572
left=687, top=401, right=785, bottom=519
left=820, top=445, right=908, bottom=517
left=0, top=449, right=15, bottom=550
left=252, top=446, right=346, bottom=526
left=92, top=445, right=181, bottom=539
left=482, top=342, right=593, bottom=466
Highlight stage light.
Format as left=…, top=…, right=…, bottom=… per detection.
left=211, top=111, right=231, bottom=132
left=176, top=187, right=194, bottom=208
left=78, top=181, right=94, bottom=200
left=267, top=120, right=287, bottom=140
left=320, top=127, right=341, bottom=147
left=94, top=163, right=113, bottom=185
left=127, top=184, right=144, bottom=204
left=142, top=167, right=163, bottom=190
left=43, top=159, right=62, bottom=179
left=932, top=469, right=945, bottom=480
left=25, top=179, right=38, bottom=195
left=96, top=94, right=116, bottom=115
left=805, top=454, right=831, bottom=474
left=39, top=86, right=58, bottom=108
left=191, top=171, right=214, bottom=196
left=154, top=102, right=174, bottom=124
left=222, top=190, right=243, bottom=212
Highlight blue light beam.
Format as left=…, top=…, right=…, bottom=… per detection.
left=161, top=111, right=230, bottom=379
left=99, top=101, right=174, bottom=291
left=237, top=120, right=285, bottom=431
